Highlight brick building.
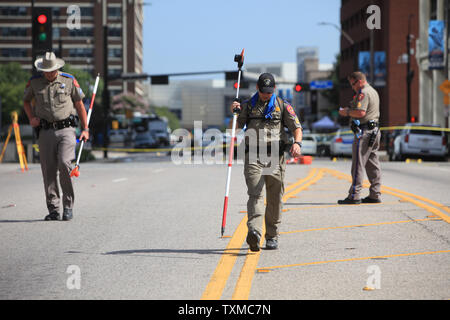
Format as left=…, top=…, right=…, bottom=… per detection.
left=0, top=0, right=144, bottom=98
left=340, top=0, right=419, bottom=127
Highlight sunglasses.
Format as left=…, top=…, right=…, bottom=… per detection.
left=351, top=80, right=359, bottom=86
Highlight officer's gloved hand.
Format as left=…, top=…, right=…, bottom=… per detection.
left=231, top=99, right=241, bottom=114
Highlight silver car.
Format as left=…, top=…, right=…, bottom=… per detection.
left=392, top=123, right=447, bottom=161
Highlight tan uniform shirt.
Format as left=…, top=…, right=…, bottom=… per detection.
left=238, top=96, right=302, bottom=144
left=349, top=83, right=380, bottom=124
left=23, top=71, right=85, bottom=122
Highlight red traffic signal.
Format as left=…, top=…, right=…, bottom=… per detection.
left=410, top=116, right=416, bottom=123
left=233, top=82, right=240, bottom=89
left=37, top=14, right=47, bottom=24
left=294, top=84, right=302, bottom=92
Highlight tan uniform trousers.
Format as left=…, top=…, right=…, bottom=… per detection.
left=348, top=128, right=382, bottom=200
left=38, top=127, right=77, bottom=213
left=244, top=153, right=285, bottom=240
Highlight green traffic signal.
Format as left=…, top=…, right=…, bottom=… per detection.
left=38, top=32, right=47, bottom=41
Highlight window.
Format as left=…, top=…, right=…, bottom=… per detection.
left=108, top=7, right=121, bottom=18
left=1, top=27, right=27, bottom=37
left=108, top=28, right=121, bottom=37
left=0, top=6, right=27, bottom=16
left=69, top=27, right=93, bottom=37
left=1, top=48, right=27, bottom=57
left=109, top=48, right=122, bottom=58
left=68, top=48, right=93, bottom=58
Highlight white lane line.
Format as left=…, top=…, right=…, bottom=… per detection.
left=112, top=178, right=128, bottom=183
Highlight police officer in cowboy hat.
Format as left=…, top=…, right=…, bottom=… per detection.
left=23, top=52, right=89, bottom=221
left=231, top=73, right=303, bottom=251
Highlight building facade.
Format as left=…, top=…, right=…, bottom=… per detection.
left=340, top=0, right=419, bottom=127
left=0, top=0, right=144, bottom=98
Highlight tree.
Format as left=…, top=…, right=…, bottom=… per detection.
left=0, top=62, right=30, bottom=126
left=152, top=106, right=180, bottom=130
left=111, top=92, right=150, bottom=115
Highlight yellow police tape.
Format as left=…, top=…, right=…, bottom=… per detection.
left=29, top=125, right=449, bottom=154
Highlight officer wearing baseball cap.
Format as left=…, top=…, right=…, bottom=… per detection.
left=23, top=52, right=89, bottom=221
left=230, top=73, right=303, bottom=251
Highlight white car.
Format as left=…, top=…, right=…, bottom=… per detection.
left=301, top=134, right=317, bottom=155
left=392, top=123, right=447, bottom=161
left=329, top=128, right=354, bottom=158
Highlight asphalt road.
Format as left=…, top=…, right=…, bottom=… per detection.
left=0, top=154, right=449, bottom=300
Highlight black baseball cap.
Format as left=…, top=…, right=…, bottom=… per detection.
left=257, top=73, right=276, bottom=93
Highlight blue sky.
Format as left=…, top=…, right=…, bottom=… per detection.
left=142, top=0, right=341, bottom=78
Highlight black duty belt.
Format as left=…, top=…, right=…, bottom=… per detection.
left=359, top=121, right=378, bottom=130
left=40, top=115, right=78, bottom=130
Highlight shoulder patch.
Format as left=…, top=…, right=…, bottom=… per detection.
left=286, top=104, right=296, bottom=116
left=358, top=93, right=365, bottom=101
left=61, top=72, right=80, bottom=88
left=60, top=72, right=74, bottom=79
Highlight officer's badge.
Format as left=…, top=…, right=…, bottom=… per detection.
left=286, top=104, right=296, bottom=116
left=357, top=102, right=362, bottom=108
left=275, top=106, right=280, bottom=112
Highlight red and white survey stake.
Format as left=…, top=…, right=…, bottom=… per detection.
left=70, top=73, right=100, bottom=178
left=221, top=49, right=244, bottom=237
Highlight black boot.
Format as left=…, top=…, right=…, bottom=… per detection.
left=361, top=196, right=381, bottom=203
left=337, top=198, right=361, bottom=205
left=246, top=230, right=260, bottom=252
left=45, top=211, right=59, bottom=221
left=62, top=208, right=73, bottom=221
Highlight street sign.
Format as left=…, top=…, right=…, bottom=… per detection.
left=310, top=80, right=333, bottom=90
left=439, top=79, right=450, bottom=94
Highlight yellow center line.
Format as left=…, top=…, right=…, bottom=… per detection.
left=284, top=201, right=398, bottom=212
left=280, top=217, right=442, bottom=235
left=257, top=250, right=450, bottom=271
left=201, top=216, right=248, bottom=300
left=323, top=168, right=450, bottom=224
left=231, top=168, right=326, bottom=300
left=201, top=167, right=320, bottom=300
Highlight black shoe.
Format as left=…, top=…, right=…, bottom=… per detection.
left=246, top=230, right=260, bottom=252
left=45, top=211, right=59, bottom=221
left=265, top=238, right=278, bottom=250
left=62, top=208, right=73, bottom=221
left=337, top=198, right=361, bottom=205
left=361, top=197, right=382, bottom=204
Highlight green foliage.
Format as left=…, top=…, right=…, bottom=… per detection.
left=152, top=106, right=180, bottom=130
left=0, top=62, right=30, bottom=125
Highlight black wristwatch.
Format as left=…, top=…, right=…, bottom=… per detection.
left=294, top=141, right=302, bottom=148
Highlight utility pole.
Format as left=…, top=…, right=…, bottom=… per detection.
left=102, top=0, right=109, bottom=159
left=406, top=15, right=415, bottom=122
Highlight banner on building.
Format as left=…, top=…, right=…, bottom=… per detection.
left=429, top=20, right=445, bottom=70
left=358, top=51, right=386, bottom=87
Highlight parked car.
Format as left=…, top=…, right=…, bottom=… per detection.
left=301, top=134, right=317, bottom=155
left=391, top=123, right=447, bottom=161
left=133, top=131, right=158, bottom=149
left=109, top=129, right=127, bottom=144
left=315, top=134, right=333, bottom=157
left=329, top=127, right=354, bottom=158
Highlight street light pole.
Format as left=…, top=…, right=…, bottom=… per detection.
left=102, top=0, right=109, bottom=159
left=406, top=15, right=415, bottom=122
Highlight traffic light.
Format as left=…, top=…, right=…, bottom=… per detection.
left=225, top=71, right=248, bottom=89
left=410, top=116, right=417, bottom=123
left=32, top=7, right=52, bottom=58
left=294, top=83, right=310, bottom=92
